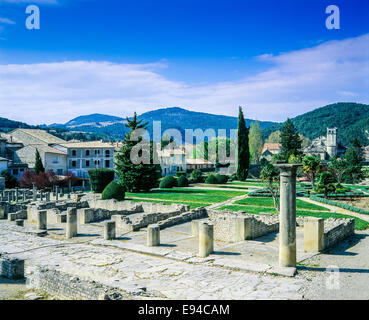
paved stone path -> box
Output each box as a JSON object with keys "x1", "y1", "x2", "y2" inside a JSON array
[{"x1": 0, "y1": 227, "x2": 304, "y2": 300}]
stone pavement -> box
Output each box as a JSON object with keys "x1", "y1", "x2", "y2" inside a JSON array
[{"x1": 0, "y1": 222, "x2": 304, "y2": 300}]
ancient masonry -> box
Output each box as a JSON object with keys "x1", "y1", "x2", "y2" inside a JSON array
[{"x1": 0, "y1": 175, "x2": 356, "y2": 299}]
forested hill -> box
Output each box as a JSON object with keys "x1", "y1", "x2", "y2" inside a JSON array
[{"x1": 263, "y1": 103, "x2": 369, "y2": 146}]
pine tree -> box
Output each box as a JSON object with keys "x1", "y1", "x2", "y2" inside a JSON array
[
  {"x1": 115, "y1": 112, "x2": 161, "y2": 192},
  {"x1": 280, "y1": 118, "x2": 302, "y2": 160},
  {"x1": 236, "y1": 107, "x2": 250, "y2": 181},
  {"x1": 34, "y1": 149, "x2": 45, "y2": 174}
]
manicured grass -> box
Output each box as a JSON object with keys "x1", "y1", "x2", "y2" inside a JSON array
[
  {"x1": 126, "y1": 188, "x2": 246, "y2": 206},
  {"x1": 196, "y1": 184, "x2": 250, "y2": 190},
  {"x1": 228, "y1": 181, "x2": 265, "y2": 187},
  {"x1": 217, "y1": 205, "x2": 369, "y2": 230},
  {"x1": 234, "y1": 197, "x2": 330, "y2": 211},
  {"x1": 126, "y1": 198, "x2": 210, "y2": 209}
]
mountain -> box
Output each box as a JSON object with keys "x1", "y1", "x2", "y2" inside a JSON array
[
  {"x1": 263, "y1": 103, "x2": 369, "y2": 146},
  {"x1": 0, "y1": 117, "x2": 32, "y2": 131},
  {"x1": 58, "y1": 107, "x2": 278, "y2": 141}
]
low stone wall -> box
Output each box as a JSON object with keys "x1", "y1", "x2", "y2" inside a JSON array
[
  {"x1": 29, "y1": 267, "x2": 125, "y2": 300},
  {"x1": 0, "y1": 202, "x2": 27, "y2": 218},
  {"x1": 323, "y1": 218, "x2": 355, "y2": 250},
  {"x1": 206, "y1": 210, "x2": 279, "y2": 242},
  {"x1": 0, "y1": 253, "x2": 24, "y2": 279},
  {"x1": 158, "y1": 207, "x2": 207, "y2": 229},
  {"x1": 8, "y1": 210, "x2": 27, "y2": 221}
]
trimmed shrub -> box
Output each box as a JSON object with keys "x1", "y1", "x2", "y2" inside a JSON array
[
  {"x1": 310, "y1": 195, "x2": 369, "y2": 215},
  {"x1": 88, "y1": 168, "x2": 115, "y2": 193},
  {"x1": 215, "y1": 174, "x2": 229, "y2": 184},
  {"x1": 190, "y1": 169, "x2": 204, "y2": 183},
  {"x1": 205, "y1": 174, "x2": 218, "y2": 184},
  {"x1": 176, "y1": 171, "x2": 187, "y2": 178},
  {"x1": 159, "y1": 175, "x2": 177, "y2": 188},
  {"x1": 177, "y1": 175, "x2": 189, "y2": 187},
  {"x1": 102, "y1": 181, "x2": 126, "y2": 201}
]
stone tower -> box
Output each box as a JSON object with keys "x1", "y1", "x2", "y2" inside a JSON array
[{"x1": 326, "y1": 128, "x2": 338, "y2": 158}]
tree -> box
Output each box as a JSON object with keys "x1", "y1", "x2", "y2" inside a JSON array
[
  {"x1": 34, "y1": 149, "x2": 45, "y2": 174},
  {"x1": 249, "y1": 121, "x2": 264, "y2": 164},
  {"x1": 265, "y1": 131, "x2": 281, "y2": 143},
  {"x1": 260, "y1": 163, "x2": 280, "y2": 212},
  {"x1": 236, "y1": 107, "x2": 250, "y2": 181},
  {"x1": 115, "y1": 112, "x2": 162, "y2": 192},
  {"x1": 329, "y1": 156, "x2": 348, "y2": 186},
  {"x1": 302, "y1": 155, "x2": 321, "y2": 189},
  {"x1": 342, "y1": 139, "x2": 364, "y2": 184},
  {"x1": 316, "y1": 171, "x2": 336, "y2": 197},
  {"x1": 280, "y1": 119, "x2": 302, "y2": 160},
  {"x1": 1, "y1": 170, "x2": 17, "y2": 188}
]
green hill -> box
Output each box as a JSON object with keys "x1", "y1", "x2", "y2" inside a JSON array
[{"x1": 263, "y1": 103, "x2": 369, "y2": 146}]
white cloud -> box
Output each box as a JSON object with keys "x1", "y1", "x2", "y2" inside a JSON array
[
  {"x1": 0, "y1": 34, "x2": 368, "y2": 125},
  {"x1": 0, "y1": 17, "x2": 15, "y2": 24}
]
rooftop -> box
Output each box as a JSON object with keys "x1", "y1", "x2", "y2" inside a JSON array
[
  {"x1": 10, "y1": 129, "x2": 66, "y2": 145},
  {"x1": 59, "y1": 141, "x2": 116, "y2": 149}
]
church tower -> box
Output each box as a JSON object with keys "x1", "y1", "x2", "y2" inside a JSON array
[{"x1": 326, "y1": 128, "x2": 338, "y2": 158}]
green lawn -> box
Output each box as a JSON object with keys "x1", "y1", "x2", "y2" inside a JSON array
[
  {"x1": 126, "y1": 198, "x2": 210, "y2": 209},
  {"x1": 196, "y1": 184, "x2": 250, "y2": 190},
  {"x1": 126, "y1": 188, "x2": 246, "y2": 208},
  {"x1": 228, "y1": 181, "x2": 265, "y2": 187},
  {"x1": 217, "y1": 204, "x2": 368, "y2": 230},
  {"x1": 234, "y1": 197, "x2": 329, "y2": 211}
]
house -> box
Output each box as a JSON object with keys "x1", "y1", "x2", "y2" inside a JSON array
[
  {"x1": 157, "y1": 146, "x2": 186, "y2": 176},
  {"x1": 14, "y1": 144, "x2": 68, "y2": 175},
  {"x1": 303, "y1": 128, "x2": 345, "y2": 160},
  {"x1": 53, "y1": 141, "x2": 116, "y2": 178},
  {"x1": 8, "y1": 129, "x2": 68, "y2": 175},
  {"x1": 186, "y1": 158, "x2": 214, "y2": 171},
  {"x1": 363, "y1": 146, "x2": 369, "y2": 161},
  {"x1": 0, "y1": 157, "x2": 9, "y2": 173},
  {"x1": 260, "y1": 143, "x2": 282, "y2": 161}
]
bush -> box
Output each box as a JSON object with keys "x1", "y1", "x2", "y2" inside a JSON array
[
  {"x1": 88, "y1": 169, "x2": 115, "y2": 193},
  {"x1": 205, "y1": 174, "x2": 218, "y2": 184},
  {"x1": 1, "y1": 170, "x2": 17, "y2": 189},
  {"x1": 177, "y1": 175, "x2": 189, "y2": 187},
  {"x1": 159, "y1": 175, "x2": 177, "y2": 188},
  {"x1": 190, "y1": 170, "x2": 204, "y2": 183},
  {"x1": 215, "y1": 174, "x2": 229, "y2": 184},
  {"x1": 310, "y1": 195, "x2": 369, "y2": 215},
  {"x1": 102, "y1": 181, "x2": 125, "y2": 201},
  {"x1": 176, "y1": 171, "x2": 187, "y2": 178}
]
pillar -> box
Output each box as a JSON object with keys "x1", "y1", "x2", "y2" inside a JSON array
[
  {"x1": 104, "y1": 221, "x2": 116, "y2": 240},
  {"x1": 37, "y1": 210, "x2": 47, "y2": 230},
  {"x1": 23, "y1": 191, "x2": 26, "y2": 202},
  {"x1": 66, "y1": 208, "x2": 77, "y2": 239},
  {"x1": 0, "y1": 205, "x2": 4, "y2": 219},
  {"x1": 55, "y1": 186, "x2": 59, "y2": 201},
  {"x1": 15, "y1": 188, "x2": 19, "y2": 203},
  {"x1": 304, "y1": 217, "x2": 324, "y2": 252},
  {"x1": 45, "y1": 192, "x2": 50, "y2": 202},
  {"x1": 199, "y1": 222, "x2": 214, "y2": 258},
  {"x1": 234, "y1": 216, "x2": 253, "y2": 242},
  {"x1": 191, "y1": 220, "x2": 199, "y2": 236},
  {"x1": 32, "y1": 183, "x2": 37, "y2": 201},
  {"x1": 147, "y1": 224, "x2": 160, "y2": 247},
  {"x1": 276, "y1": 163, "x2": 301, "y2": 268}
]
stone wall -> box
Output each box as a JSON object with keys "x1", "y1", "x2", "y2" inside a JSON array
[
  {"x1": 323, "y1": 218, "x2": 355, "y2": 250},
  {"x1": 29, "y1": 267, "x2": 125, "y2": 300},
  {"x1": 206, "y1": 209, "x2": 279, "y2": 242},
  {"x1": 0, "y1": 254, "x2": 24, "y2": 279}
]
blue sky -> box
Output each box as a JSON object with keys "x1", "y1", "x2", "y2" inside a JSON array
[{"x1": 0, "y1": 0, "x2": 368, "y2": 124}]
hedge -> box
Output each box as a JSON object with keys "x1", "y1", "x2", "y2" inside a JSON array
[
  {"x1": 176, "y1": 171, "x2": 187, "y2": 178},
  {"x1": 88, "y1": 169, "x2": 115, "y2": 193},
  {"x1": 159, "y1": 175, "x2": 177, "y2": 188},
  {"x1": 102, "y1": 181, "x2": 125, "y2": 201},
  {"x1": 205, "y1": 174, "x2": 218, "y2": 184},
  {"x1": 215, "y1": 174, "x2": 229, "y2": 184},
  {"x1": 177, "y1": 175, "x2": 189, "y2": 187},
  {"x1": 310, "y1": 195, "x2": 369, "y2": 215}
]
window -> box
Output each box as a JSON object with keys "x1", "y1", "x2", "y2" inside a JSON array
[
  {"x1": 94, "y1": 149, "x2": 100, "y2": 155},
  {"x1": 85, "y1": 150, "x2": 90, "y2": 156},
  {"x1": 52, "y1": 156, "x2": 59, "y2": 164},
  {"x1": 105, "y1": 150, "x2": 110, "y2": 157},
  {"x1": 13, "y1": 169, "x2": 19, "y2": 175},
  {"x1": 72, "y1": 150, "x2": 76, "y2": 156},
  {"x1": 105, "y1": 160, "x2": 110, "y2": 168},
  {"x1": 57, "y1": 169, "x2": 63, "y2": 175},
  {"x1": 72, "y1": 161, "x2": 76, "y2": 168},
  {"x1": 86, "y1": 160, "x2": 90, "y2": 167}
]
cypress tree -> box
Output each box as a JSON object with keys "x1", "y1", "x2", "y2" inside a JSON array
[
  {"x1": 115, "y1": 112, "x2": 162, "y2": 192},
  {"x1": 280, "y1": 118, "x2": 302, "y2": 160},
  {"x1": 236, "y1": 106, "x2": 250, "y2": 181},
  {"x1": 34, "y1": 149, "x2": 45, "y2": 174}
]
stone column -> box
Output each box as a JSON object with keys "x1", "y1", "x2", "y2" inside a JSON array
[
  {"x1": 304, "y1": 217, "x2": 324, "y2": 252},
  {"x1": 32, "y1": 183, "x2": 37, "y2": 201},
  {"x1": 15, "y1": 188, "x2": 19, "y2": 203},
  {"x1": 199, "y1": 222, "x2": 214, "y2": 258},
  {"x1": 0, "y1": 205, "x2": 4, "y2": 219},
  {"x1": 104, "y1": 221, "x2": 116, "y2": 240},
  {"x1": 45, "y1": 192, "x2": 50, "y2": 202},
  {"x1": 66, "y1": 208, "x2": 78, "y2": 239},
  {"x1": 191, "y1": 220, "x2": 199, "y2": 236},
  {"x1": 37, "y1": 210, "x2": 47, "y2": 230},
  {"x1": 276, "y1": 163, "x2": 301, "y2": 268},
  {"x1": 234, "y1": 216, "x2": 253, "y2": 242},
  {"x1": 23, "y1": 191, "x2": 26, "y2": 202},
  {"x1": 147, "y1": 224, "x2": 160, "y2": 247},
  {"x1": 55, "y1": 186, "x2": 59, "y2": 202}
]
